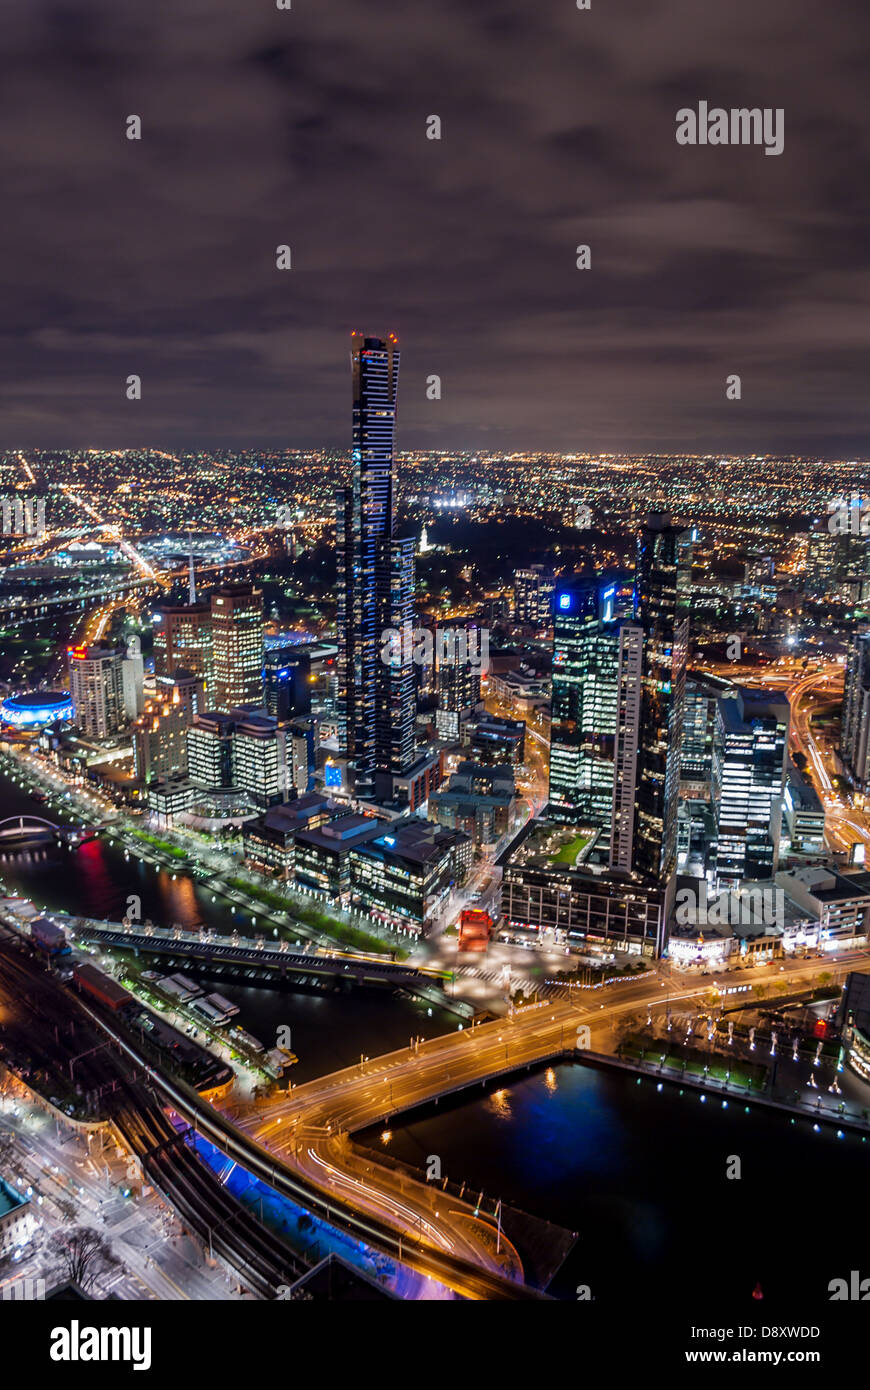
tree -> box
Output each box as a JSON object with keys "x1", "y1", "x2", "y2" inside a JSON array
[
  {"x1": 47, "y1": 1226, "x2": 121, "y2": 1293},
  {"x1": 614, "y1": 1012, "x2": 642, "y2": 1044},
  {"x1": 54, "y1": 1196, "x2": 77, "y2": 1225},
  {"x1": 0, "y1": 1130, "x2": 14, "y2": 1168}
]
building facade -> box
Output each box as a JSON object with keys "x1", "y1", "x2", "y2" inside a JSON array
[
  {"x1": 610, "y1": 516, "x2": 691, "y2": 883},
  {"x1": 548, "y1": 578, "x2": 620, "y2": 825},
  {"x1": 712, "y1": 690, "x2": 789, "y2": 886},
  {"x1": 133, "y1": 676, "x2": 203, "y2": 785},
  {"x1": 513, "y1": 564, "x2": 555, "y2": 627},
  {"x1": 350, "y1": 821, "x2": 469, "y2": 933},
  {"x1": 209, "y1": 584, "x2": 264, "y2": 711},
  {"x1": 68, "y1": 644, "x2": 125, "y2": 739},
  {"x1": 335, "y1": 334, "x2": 416, "y2": 801},
  {"x1": 842, "y1": 629, "x2": 870, "y2": 790},
  {"x1": 152, "y1": 601, "x2": 212, "y2": 683},
  {"x1": 264, "y1": 644, "x2": 312, "y2": 720}
]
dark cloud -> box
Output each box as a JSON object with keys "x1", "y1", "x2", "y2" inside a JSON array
[{"x1": 0, "y1": 0, "x2": 868, "y2": 453}]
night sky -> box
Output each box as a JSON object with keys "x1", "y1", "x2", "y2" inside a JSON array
[{"x1": 1, "y1": 0, "x2": 869, "y2": 454}]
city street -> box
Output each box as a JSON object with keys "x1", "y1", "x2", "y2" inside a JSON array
[{"x1": 0, "y1": 1092, "x2": 239, "y2": 1301}]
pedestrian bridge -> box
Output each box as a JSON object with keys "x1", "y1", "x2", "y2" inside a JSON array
[
  {"x1": 0, "y1": 814, "x2": 62, "y2": 838},
  {"x1": 58, "y1": 914, "x2": 449, "y2": 993},
  {"x1": 0, "y1": 815, "x2": 100, "y2": 844}
]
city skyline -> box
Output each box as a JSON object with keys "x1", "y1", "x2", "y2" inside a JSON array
[{"x1": 0, "y1": 0, "x2": 868, "y2": 1343}]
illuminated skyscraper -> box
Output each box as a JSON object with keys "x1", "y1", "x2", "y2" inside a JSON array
[
  {"x1": 712, "y1": 689, "x2": 788, "y2": 886},
  {"x1": 153, "y1": 601, "x2": 211, "y2": 683},
  {"x1": 68, "y1": 644, "x2": 125, "y2": 739},
  {"x1": 842, "y1": 629, "x2": 870, "y2": 789},
  {"x1": 209, "y1": 583, "x2": 264, "y2": 711},
  {"x1": 610, "y1": 515, "x2": 692, "y2": 882},
  {"x1": 435, "y1": 623, "x2": 483, "y2": 741},
  {"x1": 548, "y1": 578, "x2": 621, "y2": 824},
  {"x1": 336, "y1": 334, "x2": 415, "y2": 800},
  {"x1": 513, "y1": 565, "x2": 555, "y2": 627}
]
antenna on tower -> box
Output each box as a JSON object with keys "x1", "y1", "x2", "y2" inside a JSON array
[{"x1": 187, "y1": 532, "x2": 197, "y2": 605}]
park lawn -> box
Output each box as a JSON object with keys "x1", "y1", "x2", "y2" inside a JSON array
[{"x1": 550, "y1": 833, "x2": 590, "y2": 864}]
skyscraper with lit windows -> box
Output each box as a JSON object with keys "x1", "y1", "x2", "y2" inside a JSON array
[
  {"x1": 548, "y1": 578, "x2": 621, "y2": 824},
  {"x1": 336, "y1": 334, "x2": 415, "y2": 801},
  {"x1": 209, "y1": 583, "x2": 264, "y2": 711},
  {"x1": 610, "y1": 515, "x2": 692, "y2": 882}
]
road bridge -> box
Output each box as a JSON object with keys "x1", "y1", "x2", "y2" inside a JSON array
[{"x1": 73, "y1": 995, "x2": 548, "y2": 1300}]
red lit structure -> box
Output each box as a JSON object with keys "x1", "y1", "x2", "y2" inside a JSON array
[{"x1": 459, "y1": 908, "x2": 493, "y2": 953}]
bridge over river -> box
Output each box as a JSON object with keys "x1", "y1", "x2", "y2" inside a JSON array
[
  {"x1": 57, "y1": 913, "x2": 454, "y2": 999},
  {"x1": 0, "y1": 814, "x2": 97, "y2": 847}
]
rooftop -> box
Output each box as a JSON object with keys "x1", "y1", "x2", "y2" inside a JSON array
[
  {"x1": 778, "y1": 866, "x2": 870, "y2": 903},
  {"x1": 296, "y1": 813, "x2": 384, "y2": 853},
  {"x1": 0, "y1": 1175, "x2": 28, "y2": 1219},
  {"x1": 362, "y1": 820, "x2": 459, "y2": 865}
]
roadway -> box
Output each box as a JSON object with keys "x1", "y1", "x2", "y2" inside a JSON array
[
  {"x1": 4, "y1": 896, "x2": 869, "y2": 1299},
  {"x1": 0, "y1": 925, "x2": 541, "y2": 1298},
  {"x1": 0, "y1": 1093, "x2": 237, "y2": 1302},
  {"x1": 229, "y1": 946, "x2": 870, "y2": 1293},
  {"x1": 785, "y1": 664, "x2": 864, "y2": 855}
]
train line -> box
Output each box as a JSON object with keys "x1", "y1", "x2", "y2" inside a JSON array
[
  {"x1": 0, "y1": 930, "x2": 307, "y2": 1299},
  {"x1": 0, "y1": 928, "x2": 545, "y2": 1298}
]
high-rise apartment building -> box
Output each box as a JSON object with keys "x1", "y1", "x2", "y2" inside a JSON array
[
  {"x1": 209, "y1": 583, "x2": 264, "y2": 711},
  {"x1": 712, "y1": 689, "x2": 789, "y2": 885},
  {"x1": 335, "y1": 333, "x2": 416, "y2": 801},
  {"x1": 681, "y1": 674, "x2": 735, "y2": 793},
  {"x1": 610, "y1": 515, "x2": 691, "y2": 882},
  {"x1": 132, "y1": 671, "x2": 204, "y2": 787},
  {"x1": 68, "y1": 644, "x2": 125, "y2": 739},
  {"x1": 548, "y1": 578, "x2": 620, "y2": 824},
  {"x1": 842, "y1": 629, "x2": 870, "y2": 789},
  {"x1": 152, "y1": 602, "x2": 212, "y2": 682},
  {"x1": 434, "y1": 623, "x2": 483, "y2": 741},
  {"x1": 513, "y1": 565, "x2": 555, "y2": 627}
]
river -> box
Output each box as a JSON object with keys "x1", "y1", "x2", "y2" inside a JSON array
[{"x1": 2, "y1": 766, "x2": 867, "y2": 1303}]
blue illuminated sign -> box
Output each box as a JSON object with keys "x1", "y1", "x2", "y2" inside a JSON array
[{"x1": 1, "y1": 693, "x2": 74, "y2": 728}]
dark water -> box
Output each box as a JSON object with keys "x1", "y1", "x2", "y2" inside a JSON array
[
  {"x1": 4, "y1": 769, "x2": 869, "y2": 1304},
  {"x1": 0, "y1": 769, "x2": 459, "y2": 1080},
  {"x1": 360, "y1": 1061, "x2": 870, "y2": 1303}
]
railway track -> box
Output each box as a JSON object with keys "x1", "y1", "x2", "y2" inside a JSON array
[
  {"x1": 0, "y1": 931, "x2": 307, "y2": 1299},
  {"x1": 0, "y1": 928, "x2": 547, "y2": 1298}
]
